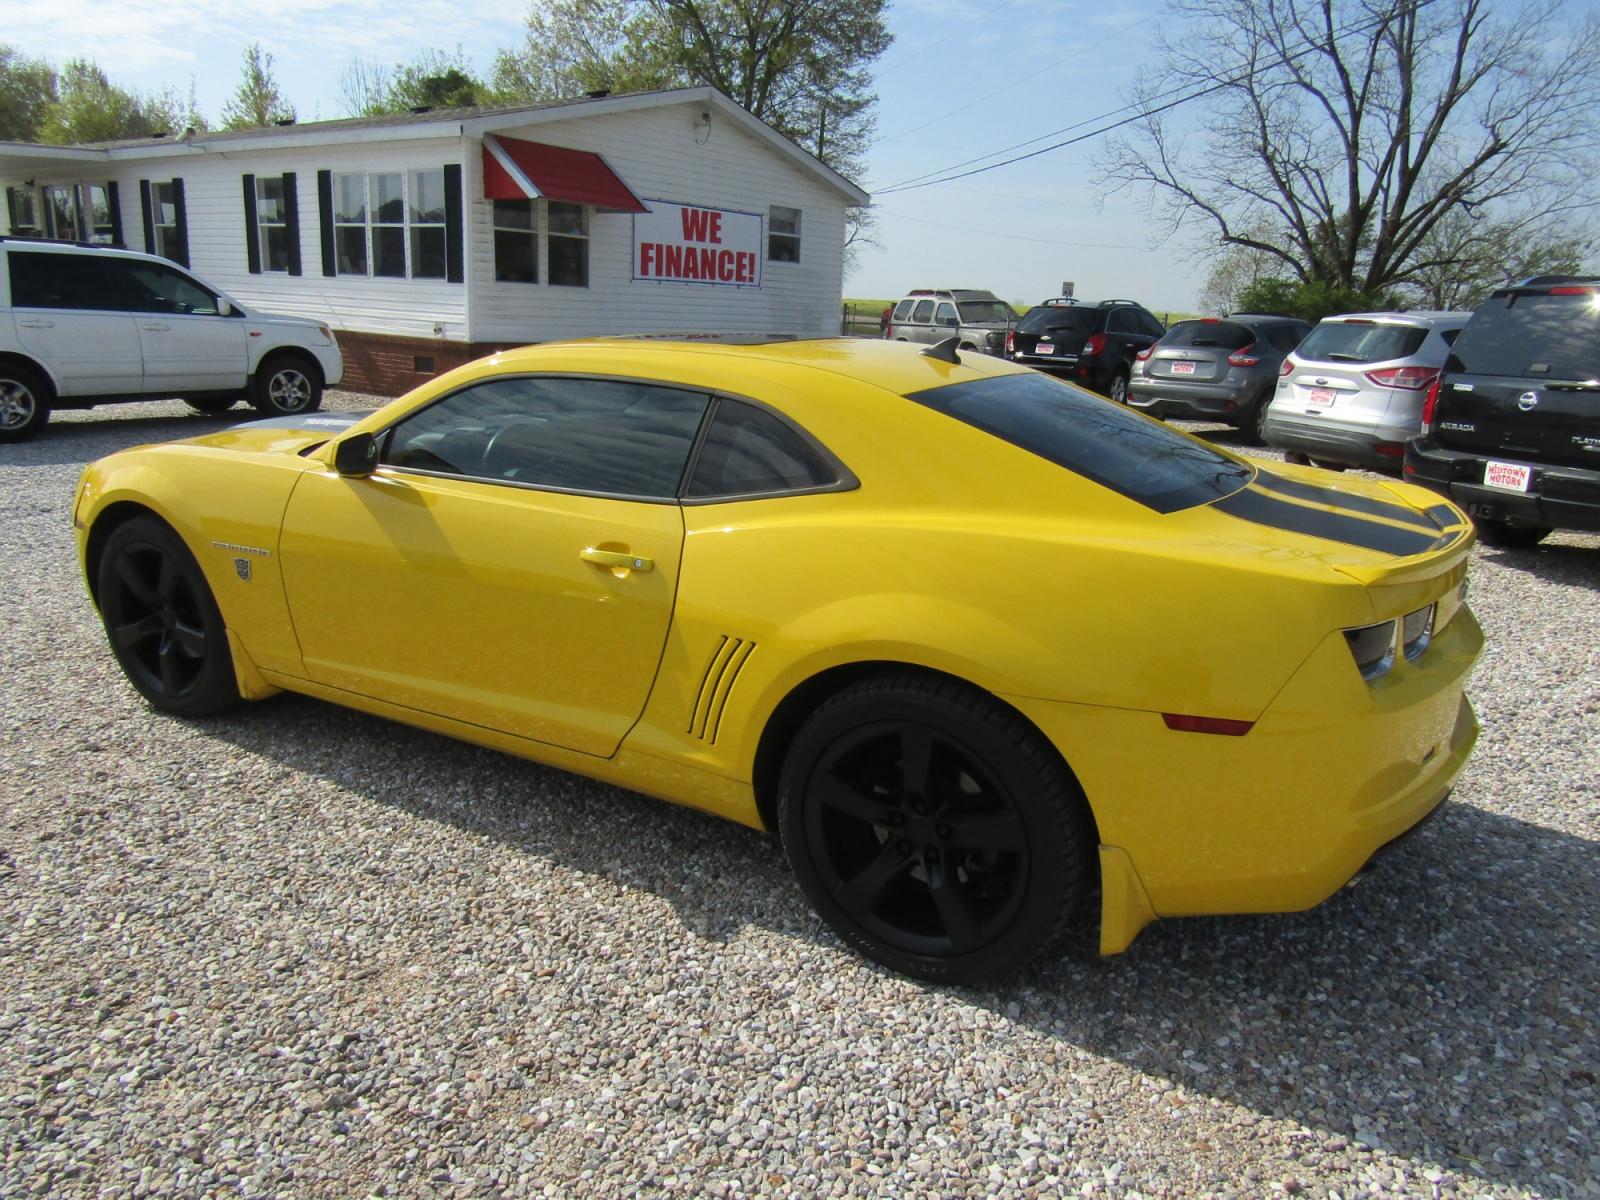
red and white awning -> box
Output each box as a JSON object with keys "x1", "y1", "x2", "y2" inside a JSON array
[{"x1": 482, "y1": 133, "x2": 647, "y2": 213}]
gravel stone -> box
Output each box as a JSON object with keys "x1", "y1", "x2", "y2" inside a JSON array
[{"x1": 1, "y1": 398, "x2": 1596, "y2": 1198}]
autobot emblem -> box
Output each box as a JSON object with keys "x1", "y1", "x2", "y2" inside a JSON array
[
  {"x1": 1518, "y1": 391, "x2": 1539, "y2": 411},
  {"x1": 234, "y1": 557, "x2": 252, "y2": 582}
]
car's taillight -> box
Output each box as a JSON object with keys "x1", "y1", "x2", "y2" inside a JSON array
[
  {"x1": 1135, "y1": 344, "x2": 1154, "y2": 361},
  {"x1": 1549, "y1": 285, "x2": 1598, "y2": 295},
  {"x1": 1420, "y1": 376, "x2": 1442, "y2": 434},
  {"x1": 1005, "y1": 330, "x2": 1015, "y2": 354},
  {"x1": 1084, "y1": 333, "x2": 1107, "y2": 357},
  {"x1": 1365, "y1": 366, "x2": 1439, "y2": 390},
  {"x1": 1345, "y1": 620, "x2": 1397, "y2": 681},
  {"x1": 1280, "y1": 357, "x2": 1296, "y2": 377},
  {"x1": 1227, "y1": 343, "x2": 1259, "y2": 367}
]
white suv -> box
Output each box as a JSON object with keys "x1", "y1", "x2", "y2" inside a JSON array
[{"x1": 0, "y1": 238, "x2": 343, "y2": 442}]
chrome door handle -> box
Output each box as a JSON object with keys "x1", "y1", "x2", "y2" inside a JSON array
[
  {"x1": 18, "y1": 319, "x2": 53, "y2": 329},
  {"x1": 580, "y1": 547, "x2": 654, "y2": 572}
]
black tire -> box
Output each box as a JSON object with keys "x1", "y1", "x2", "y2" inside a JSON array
[
  {"x1": 249, "y1": 354, "x2": 322, "y2": 416},
  {"x1": 186, "y1": 397, "x2": 239, "y2": 415},
  {"x1": 1474, "y1": 517, "x2": 1551, "y2": 549},
  {"x1": 0, "y1": 362, "x2": 52, "y2": 443},
  {"x1": 778, "y1": 672, "x2": 1092, "y2": 983},
  {"x1": 1108, "y1": 371, "x2": 1130, "y2": 405},
  {"x1": 96, "y1": 517, "x2": 240, "y2": 717},
  {"x1": 1245, "y1": 391, "x2": 1273, "y2": 445}
]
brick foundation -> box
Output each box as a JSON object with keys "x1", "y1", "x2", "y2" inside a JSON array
[{"x1": 335, "y1": 331, "x2": 525, "y2": 397}]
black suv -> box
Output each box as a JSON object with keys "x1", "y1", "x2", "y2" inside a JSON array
[
  {"x1": 1006, "y1": 298, "x2": 1165, "y2": 402},
  {"x1": 1405, "y1": 276, "x2": 1600, "y2": 547}
]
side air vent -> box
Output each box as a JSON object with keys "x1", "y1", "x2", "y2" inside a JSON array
[{"x1": 690, "y1": 636, "x2": 756, "y2": 744}]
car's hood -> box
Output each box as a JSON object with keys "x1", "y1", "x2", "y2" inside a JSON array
[{"x1": 172, "y1": 410, "x2": 378, "y2": 458}]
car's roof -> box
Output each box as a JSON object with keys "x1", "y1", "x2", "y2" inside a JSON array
[
  {"x1": 0, "y1": 236, "x2": 175, "y2": 269},
  {"x1": 1319, "y1": 310, "x2": 1470, "y2": 327}
]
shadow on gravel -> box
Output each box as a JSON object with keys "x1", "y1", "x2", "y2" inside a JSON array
[
  {"x1": 200, "y1": 692, "x2": 1598, "y2": 1199},
  {"x1": 1478, "y1": 538, "x2": 1600, "y2": 588}
]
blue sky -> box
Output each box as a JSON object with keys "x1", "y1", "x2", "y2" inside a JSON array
[{"x1": 12, "y1": 0, "x2": 1198, "y2": 310}]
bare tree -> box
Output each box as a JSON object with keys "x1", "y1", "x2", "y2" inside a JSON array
[
  {"x1": 338, "y1": 58, "x2": 392, "y2": 118},
  {"x1": 1099, "y1": 0, "x2": 1600, "y2": 295}
]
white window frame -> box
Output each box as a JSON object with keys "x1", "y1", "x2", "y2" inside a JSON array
[
  {"x1": 332, "y1": 172, "x2": 370, "y2": 276},
  {"x1": 492, "y1": 199, "x2": 538, "y2": 284},
  {"x1": 768, "y1": 205, "x2": 801, "y2": 263},
  {"x1": 491, "y1": 199, "x2": 590, "y2": 289},
  {"x1": 255, "y1": 176, "x2": 290, "y2": 272},
  {"x1": 152, "y1": 181, "x2": 181, "y2": 261},
  {"x1": 331, "y1": 168, "x2": 447, "y2": 280}
]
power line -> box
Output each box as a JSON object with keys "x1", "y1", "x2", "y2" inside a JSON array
[{"x1": 873, "y1": 0, "x2": 1440, "y2": 196}]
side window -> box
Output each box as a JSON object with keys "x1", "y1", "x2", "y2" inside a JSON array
[
  {"x1": 768, "y1": 205, "x2": 801, "y2": 262},
  {"x1": 8, "y1": 252, "x2": 108, "y2": 310},
  {"x1": 5, "y1": 187, "x2": 42, "y2": 237},
  {"x1": 911, "y1": 300, "x2": 934, "y2": 323},
  {"x1": 935, "y1": 302, "x2": 958, "y2": 326},
  {"x1": 372, "y1": 173, "x2": 406, "y2": 277},
  {"x1": 382, "y1": 377, "x2": 710, "y2": 499},
  {"x1": 1106, "y1": 308, "x2": 1131, "y2": 334},
  {"x1": 493, "y1": 199, "x2": 537, "y2": 283},
  {"x1": 686, "y1": 400, "x2": 839, "y2": 499},
  {"x1": 547, "y1": 201, "x2": 589, "y2": 287},
  {"x1": 1266, "y1": 325, "x2": 1303, "y2": 353},
  {"x1": 333, "y1": 173, "x2": 370, "y2": 275},
  {"x1": 409, "y1": 168, "x2": 448, "y2": 279},
  {"x1": 122, "y1": 261, "x2": 220, "y2": 316},
  {"x1": 891, "y1": 299, "x2": 915, "y2": 322},
  {"x1": 1142, "y1": 312, "x2": 1166, "y2": 338}
]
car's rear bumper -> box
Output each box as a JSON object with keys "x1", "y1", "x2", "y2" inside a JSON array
[
  {"x1": 1009, "y1": 604, "x2": 1482, "y2": 952},
  {"x1": 1127, "y1": 379, "x2": 1254, "y2": 420},
  {"x1": 1404, "y1": 440, "x2": 1600, "y2": 532},
  {"x1": 1263, "y1": 413, "x2": 1408, "y2": 470}
]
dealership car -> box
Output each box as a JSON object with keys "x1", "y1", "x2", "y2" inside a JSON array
[
  {"x1": 1262, "y1": 311, "x2": 1468, "y2": 471},
  {"x1": 887, "y1": 288, "x2": 1016, "y2": 355},
  {"x1": 0, "y1": 236, "x2": 343, "y2": 442},
  {"x1": 1406, "y1": 276, "x2": 1600, "y2": 547},
  {"x1": 76, "y1": 337, "x2": 1481, "y2": 981},
  {"x1": 1006, "y1": 298, "x2": 1165, "y2": 401},
  {"x1": 1128, "y1": 314, "x2": 1311, "y2": 441}
]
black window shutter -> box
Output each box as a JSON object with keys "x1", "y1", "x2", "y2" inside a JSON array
[
  {"x1": 242, "y1": 174, "x2": 261, "y2": 274},
  {"x1": 171, "y1": 179, "x2": 189, "y2": 268},
  {"x1": 139, "y1": 180, "x2": 156, "y2": 253},
  {"x1": 444, "y1": 162, "x2": 464, "y2": 284},
  {"x1": 6, "y1": 187, "x2": 20, "y2": 232},
  {"x1": 107, "y1": 181, "x2": 123, "y2": 247},
  {"x1": 282, "y1": 172, "x2": 301, "y2": 276},
  {"x1": 317, "y1": 170, "x2": 336, "y2": 276}
]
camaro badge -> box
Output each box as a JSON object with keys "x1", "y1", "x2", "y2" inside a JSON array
[{"x1": 234, "y1": 557, "x2": 252, "y2": 582}]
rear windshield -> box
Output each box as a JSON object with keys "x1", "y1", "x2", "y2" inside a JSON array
[
  {"x1": 1160, "y1": 320, "x2": 1253, "y2": 351},
  {"x1": 956, "y1": 300, "x2": 1014, "y2": 324},
  {"x1": 1448, "y1": 290, "x2": 1600, "y2": 380},
  {"x1": 1296, "y1": 321, "x2": 1427, "y2": 364},
  {"x1": 907, "y1": 372, "x2": 1252, "y2": 513},
  {"x1": 1018, "y1": 305, "x2": 1097, "y2": 336}
]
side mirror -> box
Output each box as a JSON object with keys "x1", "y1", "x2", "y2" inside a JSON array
[
  {"x1": 216, "y1": 296, "x2": 233, "y2": 317},
  {"x1": 334, "y1": 432, "x2": 378, "y2": 477}
]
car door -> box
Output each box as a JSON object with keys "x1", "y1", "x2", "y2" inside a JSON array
[
  {"x1": 277, "y1": 375, "x2": 708, "y2": 757},
  {"x1": 6, "y1": 249, "x2": 144, "y2": 396},
  {"x1": 117, "y1": 259, "x2": 247, "y2": 394},
  {"x1": 907, "y1": 299, "x2": 936, "y2": 344}
]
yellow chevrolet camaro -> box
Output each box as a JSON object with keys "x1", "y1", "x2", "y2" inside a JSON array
[{"x1": 75, "y1": 337, "x2": 1482, "y2": 981}]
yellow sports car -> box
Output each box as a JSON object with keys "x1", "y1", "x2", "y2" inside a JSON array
[{"x1": 75, "y1": 337, "x2": 1482, "y2": 981}]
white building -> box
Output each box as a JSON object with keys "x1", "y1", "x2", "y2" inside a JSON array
[{"x1": 0, "y1": 87, "x2": 870, "y2": 394}]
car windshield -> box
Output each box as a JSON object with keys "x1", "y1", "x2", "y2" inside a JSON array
[
  {"x1": 1449, "y1": 290, "x2": 1600, "y2": 380},
  {"x1": 1161, "y1": 320, "x2": 1253, "y2": 350},
  {"x1": 1296, "y1": 321, "x2": 1427, "y2": 364},
  {"x1": 907, "y1": 371, "x2": 1253, "y2": 513},
  {"x1": 956, "y1": 301, "x2": 1014, "y2": 324},
  {"x1": 1018, "y1": 306, "x2": 1097, "y2": 335}
]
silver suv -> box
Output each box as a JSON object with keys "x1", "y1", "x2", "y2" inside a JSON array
[
  {"x1": 1262, "y1": 311, "x2": 1469, "y2": 471},
  {"x1": 0, "y1": 237, "x2": 343, "y2": 442},
  {"x1": 887, "y1": 289, "x2": 1016, "y2": 355}
]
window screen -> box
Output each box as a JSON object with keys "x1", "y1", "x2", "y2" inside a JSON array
[
  {"x1": 686, "y1": 401, "x2": 838, "y2": 498},
  {"x1": 383, "y1": 377, "x2": 710, "y2": 499}
]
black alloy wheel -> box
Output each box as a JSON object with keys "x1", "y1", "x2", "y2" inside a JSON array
[
  {"x1": 779, "y1": 674, "x2": 1091, "y2": 982},
  {"x1": 97, "y1": 517, "x2": 240, "y2": 717}
]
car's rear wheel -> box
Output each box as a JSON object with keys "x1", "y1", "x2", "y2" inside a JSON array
[
  {"x1": 778, "y1": 673, "x2": 1091, "y2": 982},
  {"x1": 0, "y1": 363, "x2": 51, "y2": 443},
  {"x1": 97, "y1": 517, "x2": 239, "y2": 717},
  {"x1": 1245, "y1": 390, "x2": 1273, "y2": 445},
  {"x1": 1109, "y1": 371, "x2": 1130, "y2": 404},
  {"x1": 249, "y1": 354, "x2": 322, "y2": 416},
  {"x1": 1474, "y1": 517, "x2": 1551, "y2": 549},
  {"x1": 186, "y1": 397, "x2": 239, "y2": 415}
]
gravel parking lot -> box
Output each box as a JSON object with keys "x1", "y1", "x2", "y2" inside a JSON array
[{"x1": 3, "y1": 392, "x2": 1597, "y2": 1200}]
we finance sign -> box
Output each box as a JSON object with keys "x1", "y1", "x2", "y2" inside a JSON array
[{"x1": 633, "y1": 200, "x2": 763, "y2": 289}]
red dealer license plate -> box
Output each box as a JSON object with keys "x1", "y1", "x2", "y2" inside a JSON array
[
  {"x1": 1308, "y1": 387, "x2": 1336, "y2": 409},
  {"x1": 1035, "y1": 341, "x2": 1055, "y2": 355},
  {"x1": 1484, "y1": 461, "x2": 1532, "y2": 492},
  {"x1": 1171, "y1": 361, "x2": 1196, "y2": 375}
]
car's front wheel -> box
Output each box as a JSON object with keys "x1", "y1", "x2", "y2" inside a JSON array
[
  {"x1": 1474, "y1": 517, "x2": 1551, "y2": 549},
  {"x1": 96, "y1": 516, "x2": 240, "y2": 717},
  {"x1": 250, "y1": 354, "x2": 323, "y2": 416},
  {"x1": 0, "y1": 363, "x2": 51, "y2": 443},
  {"x1": 778, "y1": 672, "x2": 1092, "y2": 982}
]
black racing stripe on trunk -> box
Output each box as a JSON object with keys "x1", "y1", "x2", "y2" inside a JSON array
[
  {"x1": 1425, "y1": 504, "x2": 1461, "y2": 527},
  {"x1": 1252, "y1": 469, "x2": 1441, "y2": 531},
  {"x1": 1214, "y1": 488, "x2": 1446, "y2": 556}
]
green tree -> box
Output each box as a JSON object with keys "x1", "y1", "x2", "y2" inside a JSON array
[
  {"x1": 1235, "y1": 277, "x2": 1399, "y2": 323},
  {"x1": 341, "y1": 50, "x2": 487, "y2": 117},
  {"x1": 1101, "y1": 0, "x2": 1600, "y2": 297},
  {"x1": 38, "y1": 60, "x2": 163, "y2": 142},
  {"x1": 0, "y1": 44, "x2": 58, "y2": 142},
  {"x1": 220, "y1": 42, "x2": 295, "y2": 130},
  {"x1": 1406, "y1": 212, "x2": 1595, "y2": 310},
  {"x1": 490, "y1": 0, "x2": 673, "y2": 102}
]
